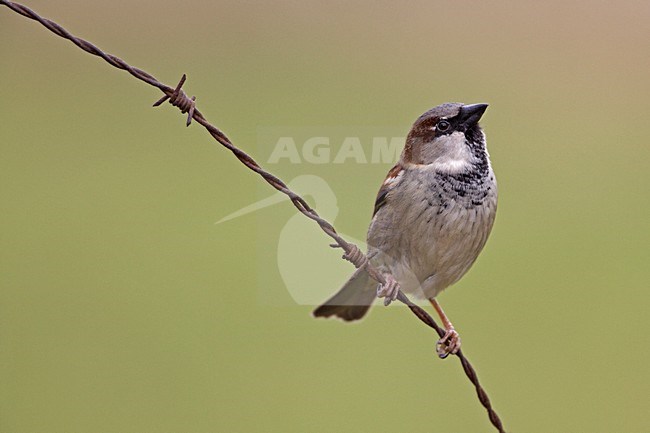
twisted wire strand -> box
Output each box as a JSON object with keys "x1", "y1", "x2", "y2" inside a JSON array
[{"x1": 0, "y1": 2, "x2": 506, "y2": 432}]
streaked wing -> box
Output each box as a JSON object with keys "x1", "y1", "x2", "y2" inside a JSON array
[{"x1": 373, "y1": 163, "x2": 404, "y2": 216}]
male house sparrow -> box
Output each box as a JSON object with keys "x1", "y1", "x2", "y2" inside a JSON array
[{"x1": 313, "y1": 103, "x2": 497, "y2": 357}]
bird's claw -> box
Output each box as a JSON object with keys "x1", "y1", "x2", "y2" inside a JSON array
[
  {"x1": 376, "y1": 274, "x2": 400, "y2": 306},
  {"x1": 436, "y1": 327, "x2": 461, "y2": 359}
]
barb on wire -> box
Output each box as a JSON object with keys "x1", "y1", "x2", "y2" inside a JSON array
[
  {"x1": 0, "y1": 2, "x2": 506, "y2": 432},
  {"x1": 152, "y1": 74, "x2": 196, "y2": 126}
]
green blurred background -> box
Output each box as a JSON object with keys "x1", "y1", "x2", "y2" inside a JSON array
[{"x1": 1, "y1": 1, "x2": 649, "y2": 432}]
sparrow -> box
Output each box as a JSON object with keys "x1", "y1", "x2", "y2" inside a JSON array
[{"x1": 313, "y1": 103, "x2": 497, "y2": 358}]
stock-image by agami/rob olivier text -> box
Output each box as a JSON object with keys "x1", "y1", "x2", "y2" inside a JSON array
[{"x1": 1, "y1": 1, "x2": 649, "y2": 432}]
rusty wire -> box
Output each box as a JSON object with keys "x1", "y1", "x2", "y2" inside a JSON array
[{"x1": 0, "y1": 2, "x2": 507, "y2": 432}]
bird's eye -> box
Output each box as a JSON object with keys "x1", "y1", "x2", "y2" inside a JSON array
[{"x1": 436, "y1": 120, "x2": 451, "y2": 132}]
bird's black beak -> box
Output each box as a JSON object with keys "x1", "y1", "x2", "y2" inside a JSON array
[{"x1": 458, "y1": 103, "x2": 489, "y2": 127}]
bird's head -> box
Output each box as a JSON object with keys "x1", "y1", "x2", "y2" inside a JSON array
[{"x1": 402, "y1": 103, "x2": 489, "y2": 173}]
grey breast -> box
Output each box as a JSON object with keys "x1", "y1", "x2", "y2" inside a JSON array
[{"x1": 367, "y1": 166, "x2": 497, "y2": 297}]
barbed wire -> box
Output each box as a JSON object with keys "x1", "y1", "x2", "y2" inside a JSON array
[{"x1": 0, "y1": 2, "x2": 506, "y2": 432}]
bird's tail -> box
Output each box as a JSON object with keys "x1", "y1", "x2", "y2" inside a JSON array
[{"x1": 313, "y1": 268, "x2": 377, "y2": 321}]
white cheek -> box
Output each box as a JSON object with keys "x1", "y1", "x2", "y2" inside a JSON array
[
  {"x1": 430, "y1": 132, "x2": 473, "y2": 173},
  {"x1": 436, "y1": 132, "x2": 467, "y2": 155}
]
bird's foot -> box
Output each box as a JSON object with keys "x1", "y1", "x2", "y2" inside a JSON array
[
  {"x1": 436, "y1": 327, "x2": 461, "y2": 359},
  {"x1": 376, "y1": 274, "x2": 400, "y2": 306}
]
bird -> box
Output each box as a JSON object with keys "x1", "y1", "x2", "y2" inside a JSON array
[{"x1": 313, "y1": 103, "x2": 498, "y2": 358}]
